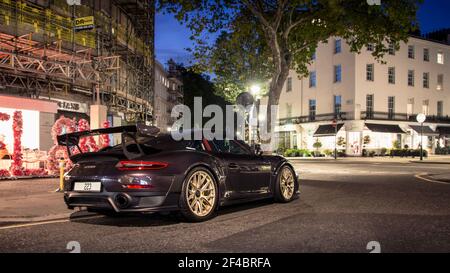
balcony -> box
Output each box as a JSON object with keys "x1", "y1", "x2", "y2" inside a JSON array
[
  {"x1": 278, "y1": 112, "x2": 347, "y2": 126},
  {"x1": 361, "y1": 111, "x2": 450, "y2": 124}
]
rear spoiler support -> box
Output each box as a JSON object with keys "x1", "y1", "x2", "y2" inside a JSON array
[{"x1": 57, "y1": 124, "x2": 160, "y2": 158}]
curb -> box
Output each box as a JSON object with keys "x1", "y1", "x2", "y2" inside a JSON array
[{"x1": 410, "y1": 161, "x2": 450, "y2": 164}]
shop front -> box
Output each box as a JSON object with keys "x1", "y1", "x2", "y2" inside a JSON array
[{"x1": 0, "y1": 95, "x2": 58, "y2": 173}]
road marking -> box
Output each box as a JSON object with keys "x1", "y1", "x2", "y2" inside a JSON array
[
  {"x1": 0, "y1": 215, "x2": 104, "y2": 231},
  {"x1": 414, "y1": 173, "x2": 450, "y2": 185}
]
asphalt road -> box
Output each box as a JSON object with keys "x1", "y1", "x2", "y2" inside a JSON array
[{"x1": 0, "y1": 160, "x2": 449, "y2": 253}]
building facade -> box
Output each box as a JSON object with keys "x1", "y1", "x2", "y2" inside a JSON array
[
  {"x1": 153, "y1": 60, "x2": 183, "y2": 132},
  {"x1": 260, "y1": 36, "x2": 450, "y2": 156},
  {"x1": 0, "y1": 0, "x2": 154, "y2": 152}
]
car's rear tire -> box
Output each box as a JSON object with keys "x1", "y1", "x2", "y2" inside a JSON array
[
  {"x1": 179, "y1": 167, "x2": 218, "y2": 222},
  {"x1": 274, "y1": 165, "x2": 297, "y2": 203}
]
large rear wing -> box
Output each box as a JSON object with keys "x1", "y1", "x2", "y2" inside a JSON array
[{"x1": 57, "y1": 124, "x2": 160, "y2": 159}]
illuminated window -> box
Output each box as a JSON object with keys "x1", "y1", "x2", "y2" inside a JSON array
[
  {"x1": 437, "y1": 52, "x2": 444, "y2": 64},
  {"x1": 437, "y1": 74, "x2": 444, "y2": 90}
]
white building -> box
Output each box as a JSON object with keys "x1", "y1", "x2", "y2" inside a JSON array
[
  {"x1": 259, "y1": 36, "x2": 450, "y2": 156},
  {"x1": 154, "y1": 60, "x2": 183, "y2": 132}
]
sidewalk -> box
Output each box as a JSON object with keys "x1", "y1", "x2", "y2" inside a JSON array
[
  {"x1": 0, "y1": 178, "x2": 79, "y2": 224},
  {"x1": 286, "y1": 155, "x2": 450, "y2": 164}
]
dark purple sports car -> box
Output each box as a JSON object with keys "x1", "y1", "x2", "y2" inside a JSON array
[{"x1": 58, "y1": 124, "x2": 299, "y2": 222}]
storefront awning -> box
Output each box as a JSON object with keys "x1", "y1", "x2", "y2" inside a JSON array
[
  {"x1": 365, "y1": 123, "x2": 405, "y2": 134},
  {"x1": 313, "y1": 123, "x2": 344, "y2": 137},
  {"x1": 409, "y1": 125, "x2": 439, "y2": 136},
  {"x1": 437, "y1": 126, "x2": 450, "y2": 136}
]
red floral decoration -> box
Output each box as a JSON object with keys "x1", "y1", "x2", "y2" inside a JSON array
[
  {"x1": 0, "y1": 169, "x2": 10, "y2": 177},
  {"x1": 0, "y1": 112, "x2": 10, "y2": 121},
  {"x1": 10, "y1": 111, "x2": 24, "y2": 176},
  {"x1": 46, "y1": 116, "x2": 76, "y2": 174},
  {"x1": 78, "y1": 119, "x2": 98, "y2": 152},
  {"x1": 100, "y1": 120, "x2": 111, "y2": 148}
]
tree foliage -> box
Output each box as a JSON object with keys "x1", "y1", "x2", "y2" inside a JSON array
[{"x1": 158, "y1": 0, "x2": 421, "y2": 130}]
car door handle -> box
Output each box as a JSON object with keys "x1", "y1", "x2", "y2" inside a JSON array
[{"x1": 228, "y1": 163, "x2": 239, "y2": 169}]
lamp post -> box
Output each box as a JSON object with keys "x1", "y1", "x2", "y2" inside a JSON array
[
  {"x1": 332, "y1": 118, "x2": 337, "y2": 160},
  {"x1": 416, "y1": 113, "x2": 426, "y2": 161},
  {"x1": 250, "y1": 84, "x2": 261, "y2": 144}
]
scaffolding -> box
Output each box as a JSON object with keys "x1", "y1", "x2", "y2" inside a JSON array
[{"x1": 0, "y1": 0, "x2": 154, "y2": 122}]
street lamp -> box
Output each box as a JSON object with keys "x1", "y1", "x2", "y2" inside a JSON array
[
  {"x1": 249, "y1": 84, "x2": 261, "y2": 144},
  {"x1": 416, "y1": 113, "x2": 426, "y2": 161}
]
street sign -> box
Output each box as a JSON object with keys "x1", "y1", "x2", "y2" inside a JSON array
[
  {"x1": 74, "y1": 16, "x2": 95, "y2": 31},
  {"x1": 416, "y1": 113, "x2": 426, "y2": 123}
]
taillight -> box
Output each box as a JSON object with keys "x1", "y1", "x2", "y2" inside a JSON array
[
  {"x1": 123, "y1": 184, "x2": 152, "y2": 189},
  {"x1": 116, "y1": 161, "x2": 168, "y2": 171}
]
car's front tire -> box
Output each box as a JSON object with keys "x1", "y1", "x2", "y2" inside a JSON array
[
  {"x1": 179, "y1": 167, "x2": 219, "y2": 222},
  {"x1": 274, "y1": 165, "x2": 297, "y2": 202}
]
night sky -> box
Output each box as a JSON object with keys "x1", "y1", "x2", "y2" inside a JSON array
[{"x1": 155, "y1": 0, "x2": 450, "y2": 67}]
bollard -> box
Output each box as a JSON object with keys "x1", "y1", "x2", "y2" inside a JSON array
[{"x1": 57, "y1": 157, "x2": 65, "y2": 192}]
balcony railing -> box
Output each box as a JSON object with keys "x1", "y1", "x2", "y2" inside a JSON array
[
  {"x1": 361, "y1": 111, "x2": 450, "y2": 124},
  {"x1": 278, "y1": 112, "x2": 347, "y2": 125}
]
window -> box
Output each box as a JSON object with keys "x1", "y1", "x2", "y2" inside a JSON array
[
  {"x1": 334, "y1": 39, "x2": 342, "y2": 54},
  {"x1": 367, "y1": 43, "x2": 374, "y2": 52},
  {"x1": 309, "y1": 99, "x2": 316, "y2": 121},
  {"x1": 286, "y1": 103, "x2": 292, "y2": 118},
  {"x1": 309, "y1": 71, "x2": 316, "y2": 87},
  {"x1": 388, "y1": 43, "x2": 396, "y2": 55},
  {"x1": 388, "y1": 96, "x2": 395, "y2": 119},
  {"x1": 366, "y1": 64, "x2": 374, "y2": 81},
  {"x1": 422, "y1": 100, "x2": 429, "y2": 115},
  {"x1": 334, "y1": 65, "x2": 342, "y2": 83},
  {"x1": 408, "y1": 70, "x2": 415, "y2": 87},
  {"x1": 334, "y1": 95, "x2": 342, "y2": 117},
  {"x1": 437, "y1": 74, "x2": 444, "y2": 90},
  {"x1": 312, "y1": 51, "x2": 316, "y2": 60},
  {"x1": 408, "y1": 45, "x2": 415, "y2": 59},
  {"x1": 423, "y1": 72, "x2": 429, "y2": 88},
  {"x1": 210, "y1": 140, "x2": 250, "y2": 155},
  {"x1": 437, "y1": 101, "x2": 444, "y2": 117},
  {"x1": 407, "y1": 98, "x2": 414, "y2": 118},
  {"x1": 388, "y1": 67, "x2": 395, "y2": 84},
  {"x1": 286, "y1": 77, "x2": 292, "y2": 92},
  {"x1": 423, "y1": 48, "x2": 430, "y2": 62},
  {"x1": 437, "y1": 52, "x2": 444, "y2": 64},
  {"x1": 366, "y1": 94, "x2": 374, "y2": 118}
]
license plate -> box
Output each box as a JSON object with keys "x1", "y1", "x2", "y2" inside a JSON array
[{"x1": 73, "y1": 182, "x2": 101, "y2": 192}]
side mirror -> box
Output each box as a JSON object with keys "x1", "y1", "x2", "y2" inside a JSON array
[{"x1": 252, "y1": 144, "x2": 263, "y2": 156}]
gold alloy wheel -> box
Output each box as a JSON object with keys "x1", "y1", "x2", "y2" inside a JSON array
[
  {"x1": 186, "y1": 170, "x2": 216, "y2": 217},
  {"x1": 280, "y1": 167, "x2": 295, "y2": 200}
]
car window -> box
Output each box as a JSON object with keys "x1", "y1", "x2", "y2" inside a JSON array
[{"x1": 210, "y1": 140, "x2": 250, "y2": 155}]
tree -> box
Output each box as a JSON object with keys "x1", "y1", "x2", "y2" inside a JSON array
[
  {"x1": 158, "y1": 0, "x2": 421, "y2": 133},
  {"x1": 179, "y1": 65, "x2": 230, "y2": 126}
]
